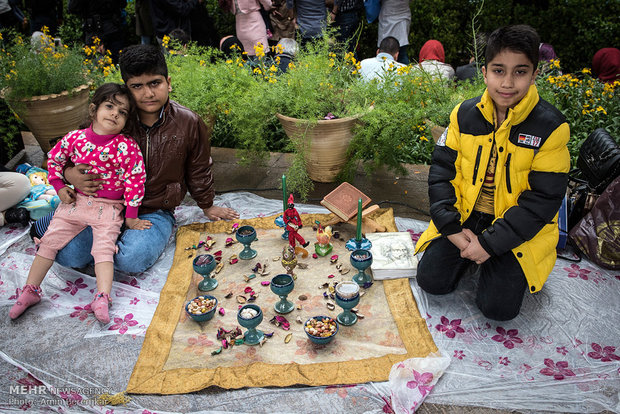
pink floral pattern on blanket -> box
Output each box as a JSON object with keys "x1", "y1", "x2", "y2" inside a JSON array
[
  {"x1": 588, "y1": 343, "x2": 620, "y2": 362},
  {"x1": 564, "y1": 263, "x2": 591, "y2": 280},
  {"x1": 539, "y1": 359, "x2": 576, "y2": 380},
  {"x1": 70, "y1": 304, "x2": 92, "y2": 321},
  {"x1": 108, "y1": 313, "x2": 139, "y2": 334},
  {"x1": 62, "y1": 277, "x2": 88, "y2": 295},
  {"x1": 435, "y1": 316, "x2": 465, "y2": 338},
  {"x1": 406, "y1": 370, "x2": 434, "y2": 397},
  {"x1": 491, "y1": 327, "x2": 523, "y2": 349}
]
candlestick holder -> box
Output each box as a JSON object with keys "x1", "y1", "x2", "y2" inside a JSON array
[
  {"x1": 345, "y1": 236, "x2": 372, "y2": 251},
  {"x1": 194, "y1": 254, "x2": 218, "y2": 291},
  {"x1": 350, "y1": 249, "x2": 373, "y2": 286},
  {"x1": 236, "y1": 225, "x2": 258, "y2": 260},
  {"x1": 237, "y1": 304, "x2": 264, "y2": 346},
  {"x1": 274, "y1": 215, "x2": 289, "y2": 240},
  {"x1": 270, "y1": 274, "x2": 295, "y2": 314}
]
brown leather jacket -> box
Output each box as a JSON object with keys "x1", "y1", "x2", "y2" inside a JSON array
[{"x1": 127, "y1": 100, "x2": 215, "y2": 215}]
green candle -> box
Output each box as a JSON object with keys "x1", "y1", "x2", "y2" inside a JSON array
[
  {"x1": 282, "y1": 175, "x2": 287, "y2": 212},
  {"x1": 356, "y1": 198, "x2": 362, "y2": 241}
]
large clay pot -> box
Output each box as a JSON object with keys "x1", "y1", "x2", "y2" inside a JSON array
[
  {"x1": 276, "y1": 113, "x2": 359, "y2": 183},
  {"x1": 7, "y1": 84, "x2": 90, "y2": 153}
]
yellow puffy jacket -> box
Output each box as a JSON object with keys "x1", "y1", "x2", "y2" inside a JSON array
[{"x1": 415, "y1": 85, "x2": 570, "y2": 293}]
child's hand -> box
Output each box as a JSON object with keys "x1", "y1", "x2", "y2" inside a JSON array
[
  {"x1": 203, "y1": 205, "x2": 240, "y2": 221},
  {"x1": 126, "y1": 217, "x2": 152, "y2": 230},
  {"x1": 58, "y1": 186, "x2": 76, "y2": 204}
]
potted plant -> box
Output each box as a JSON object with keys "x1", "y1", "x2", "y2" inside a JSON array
[
  {"x1": 341, "y1": 68, "x2": 486, "y2": 181},
  {"x1": 159, "y1": 34, "x2": 486, "y2": 200},
  {"x1": 0, "y1": 29, "x2": 112, "y2": 152}
]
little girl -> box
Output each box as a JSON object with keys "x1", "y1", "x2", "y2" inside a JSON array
[{"x1": 10, "y1": 83, "x2": 150, "y2": 324}]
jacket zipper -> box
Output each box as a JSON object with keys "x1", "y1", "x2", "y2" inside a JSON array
[
  {"x1": 472, "y1": 145, "x2": 483, "y2": 185},
  {"x1": 145, "y1": 129, "x2": 150, "y2": 169},
  {"x1": 505, "y1": 153, "x2": 512, "y2": 193}
]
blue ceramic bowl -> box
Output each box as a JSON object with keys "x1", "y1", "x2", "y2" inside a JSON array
[
  {"x1": 235, "y1": 225, "x2": 257, "y2": 244},
  {"x1": 193, "y1": 254, "x2": 217, "y2": 276},
  {"x1": 185, "y1": 295, "x2": 218, "y2": 322},
  {"x1": 270, "y1": 273, "x2": 294, "y2": 296},
  {"x1": 237, "y1": 304, "x2": 263, "y2": 329},
  {"x1": 304, "y1": 316, "x2": 339, "y2": 345},
  {"x1": 350, "y1": 249, "x2": 373, "y2": 271}
]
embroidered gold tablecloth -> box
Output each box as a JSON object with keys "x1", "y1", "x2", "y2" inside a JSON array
[{"x1": 127, "y1": 209, "x2": 436, "y2": 393}]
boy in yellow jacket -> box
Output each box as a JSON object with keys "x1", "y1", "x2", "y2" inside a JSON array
[{"x1": 415, "y1": 25, "x2": 570, "y2": 321}]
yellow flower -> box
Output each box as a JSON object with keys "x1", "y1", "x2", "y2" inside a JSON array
[
  {"x1": 199, "y1": 60, "x2": 206, "y2": 66},
  {"x1": 254, "y1": 43, "x2": 265, "y2": 58},
  {"x1": 596, "y1": 106, "x2": 607, "y2": 115},
  {"x1": 420, "y1": 136, "x2": 428, "y2": 142},
  {"x1": 581, "y1": 68, "x2": 591, "y2": 75}
]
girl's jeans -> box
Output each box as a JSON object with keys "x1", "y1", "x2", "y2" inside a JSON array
[{"x1": 42, "y1": 209, "x2": 175, "y2": 274}]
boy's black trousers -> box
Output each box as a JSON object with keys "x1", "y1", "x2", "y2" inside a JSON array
[{"x1": 417, "y1": 211, "x2": 528, "y2": 321}]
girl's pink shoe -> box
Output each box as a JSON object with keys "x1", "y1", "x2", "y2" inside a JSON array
[
  {"x1": 9, "y1": 285, "x2": 42, "y2": 319},
  {"x1": 91, "y1": 292, "x2": 112, "y2": 324}
]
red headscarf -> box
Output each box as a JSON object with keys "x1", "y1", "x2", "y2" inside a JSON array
[
  {"x1": 592, "y1": 48, "x2": 620, "y2": 83},
  {"x1": 419, "y1": 40, "x2": 445, "y2": 63}
]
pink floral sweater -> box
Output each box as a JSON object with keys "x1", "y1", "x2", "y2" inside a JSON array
[{"x1": 47, "y1": 127, "x2": 146, "y2": 219}]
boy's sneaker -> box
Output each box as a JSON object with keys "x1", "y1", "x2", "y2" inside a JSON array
[
  {"x1": 9, "y1": 285, "x2": 42, "y2": 319},
  {"x1": 91, "y1": 292, "x2": 112, "y2": 324}
]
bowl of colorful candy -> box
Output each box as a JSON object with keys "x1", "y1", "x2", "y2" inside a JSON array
[
  {"x1": 185, "y1": 295, "x2": 218, "y2": 322},
  {"x1": 304, "y1": 316, "x2": 339, "y2": 345}
]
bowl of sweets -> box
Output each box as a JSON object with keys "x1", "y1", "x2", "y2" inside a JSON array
[
  {"x1": 304, "y1": 316, "x2": 339, "y2": 345},
  {"x1": 185, "y1": 295, "x2": 218, "y2": 322}
]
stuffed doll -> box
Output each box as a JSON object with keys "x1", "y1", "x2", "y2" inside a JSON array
[{"x1": 17, "y1": 166, "x2": 61, "y2": 220}]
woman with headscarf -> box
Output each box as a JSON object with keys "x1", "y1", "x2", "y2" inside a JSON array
[
  {"x1": 592, "y1": 47, "x2": 620, "y2": 84},
  {"x1": 418, "y1": 39, "x2": 455, "y2": 80}
]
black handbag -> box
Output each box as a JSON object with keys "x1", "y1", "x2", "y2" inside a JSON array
[{"x1": 576, "y1": 128, "x2": 620, "y2": 194}]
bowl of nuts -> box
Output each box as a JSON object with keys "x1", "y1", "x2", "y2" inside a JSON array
[
  {"x1": 304, "y1": 316, "x2": 338, "y2": 345},
  {"x1": 185, "y1": 295, "x2": 218, "y2": 322}
]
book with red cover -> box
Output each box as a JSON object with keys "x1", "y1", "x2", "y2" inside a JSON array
[{"x1": 320, "y1": 182, "x2": 372, "y2": 221}]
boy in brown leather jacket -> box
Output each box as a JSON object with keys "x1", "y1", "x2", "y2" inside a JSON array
[{"x1": 37, "y1": 44, "x2": 239, "y2": 273}]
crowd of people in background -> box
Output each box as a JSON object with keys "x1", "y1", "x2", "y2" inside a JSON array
[{"x1": 0, "y1": 0, "x2": 617, "y2": 83}]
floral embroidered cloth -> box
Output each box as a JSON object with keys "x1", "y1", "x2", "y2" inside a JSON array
[{"x1": 128, "y1": 210, "x2": 437, "y2": 392}]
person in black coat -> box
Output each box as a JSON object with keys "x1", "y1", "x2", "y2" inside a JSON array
[
  {"x1": 25, "y1": 0, "x2": 63, "y2": 36},
  {"x1": 68, "y1": 0, "x2": 126, "y2": 63}
]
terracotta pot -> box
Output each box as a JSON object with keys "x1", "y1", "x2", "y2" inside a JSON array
[
  {"x1": 7, "y1": 84, "x2": 90, "y2": 153},
  {"x1": 276, "y1": 113, "x2": 359, "y2": 183}
]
